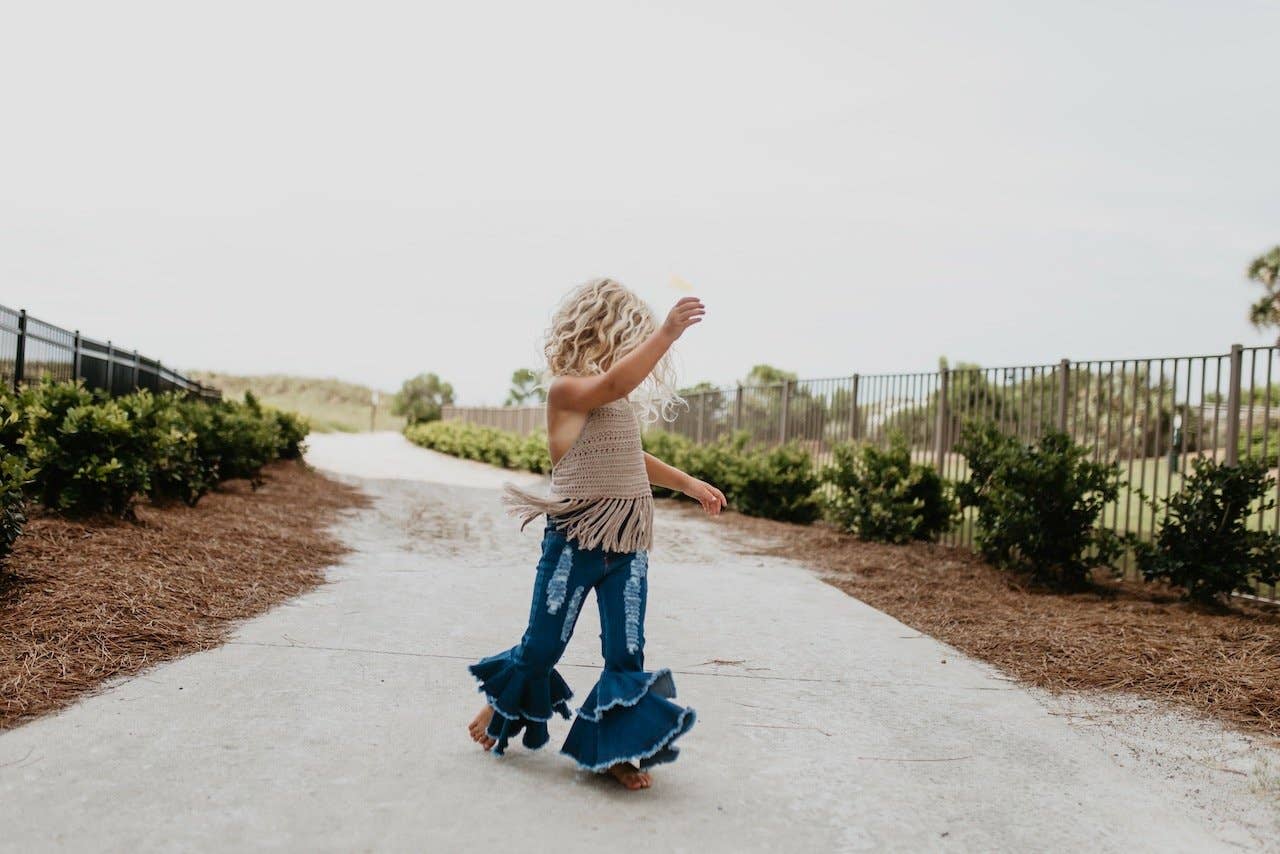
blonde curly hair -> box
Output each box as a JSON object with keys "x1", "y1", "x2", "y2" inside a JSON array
[{"x1": 544, "y1": 278, "x2": 684, "y2": 423}]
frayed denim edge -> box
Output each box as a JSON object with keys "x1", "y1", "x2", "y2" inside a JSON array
[
  {"x1": 574, "y1": 668, "x2": 674, "y2": 723},
  {"x1": 559, "y1": 706, "x2": 696, "y2": 773},
  {"x1": 468, "y1": 668, "x2": 574, "y2": 723}
]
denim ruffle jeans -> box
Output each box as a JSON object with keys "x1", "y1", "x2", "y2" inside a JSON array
[{"x1": 469, "y1": 520, "x2": 696, "y2": 771}]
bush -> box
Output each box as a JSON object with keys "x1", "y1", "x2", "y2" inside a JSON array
[
  {"x1": 273, "y1": 409, "x2": 310, "y2": 460},
  {"x1": 0, "y1": 392, "x2": 29, "y2": 563},
  {"x1": 0, "y1": 451, "x2": 28, "y2": 564},
  {"x1": 724, "y1": 440, "x2": 821, "y2": 524},
  {"x1": 640, "y1": 431, "x2": 697, "y2": 497},
  {"x1": 118, "y1": 391, "x2": 213, "y2": 507},
  {"x1": 822, "y1": 436, "x2": 955, "y2": 543},
  {"x1": 643, "y1": 430, "x2": 820, "y2": 522},
  {"x1": 17, "y1": 380, "x2": 154, "y2": 516},
  {"x1": 1136, "y1": 457, "x2": 1280, "y2": 603},
  {"x1": 1238, "y1": 425, "x2": 1280, "y2": 468},
  {"x1": 409, "y1": 420, "x2": 822, "y2": 523},
  {"x1": 955, "y1": 423, "x2": 1126, "y2": 588},
  {"x1": 405, "y1": 420, "x2": 522, "y2": 469},
  {"x1": 511, "y1": 430, "x2": 552, "y2": 473}
]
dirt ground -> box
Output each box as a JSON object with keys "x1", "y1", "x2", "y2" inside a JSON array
[
  {"x1": 0, "y1": 461, "x2": 367, "y2": 728},
  {"x1": 701, "y1": 505, "x2": 1280, "y2": 738}
]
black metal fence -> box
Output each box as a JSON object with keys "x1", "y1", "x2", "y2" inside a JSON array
[
  {"x1": 0, "y1": 304, "x2": 220, "y2": 400},
  {"x1": 444, "y1": 343, "x2": 1280, "y2": 601}
]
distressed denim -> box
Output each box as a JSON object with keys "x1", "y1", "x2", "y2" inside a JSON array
[{"x1": 469, "y1": 520, "x2": 696, "y2": 770}]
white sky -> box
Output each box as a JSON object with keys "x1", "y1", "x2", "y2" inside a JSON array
[{"x1": 3, "y1": 1, "x2": 1278, "y2": 404}]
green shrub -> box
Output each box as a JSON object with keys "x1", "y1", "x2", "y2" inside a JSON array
[
  {"x1": 727, "y1": 441, "x2": 821, "y2": 523},
  {"x1": 178, "y1": 393, "x2": 281, "y2": 488},
  {"x1": 1238, "y1": 425, "x2": 1280, "y2": 468},
  {"x1": 640, "y1": 431, "x2": 697, "y2": 497},
  {"x1": 511, "y1": 430, "x2": 552, "y2": 473},
  {"x1": 822, "y1": 436, "x2": 955, "y2": 543},
  {"x1": 410, "y1": 420, "x2": 821, "y2": 524},
  {"x1": 118, "y1": 391, "x2": 213, "y2": 506},
  {"x1": 1136, "y1": 457, "x2": 1280, "y2": 603},
  {"x1": 0, "y1": 392, "x2": 29, "y2": 563},
  {"x1": 213, "y1": 395, "x2": 281, "y2": 487},
  {"x1": 405, "y1": 420, "x2": 522, "y2": 469},
  {"x1": 644, "y1": 430, "x2": 822, "y2": 521},
  {"x1": 272, "y1": 409, "x2": 310, "y2": 460},
  {"x1": 955, "y1": 423, "x2": 1126, "y2": 588},
  {"x1": 0, "y1": 451, "x2": 28, "y2": 564},
  {"x1": 18, "y1": 379, "x2": 154, "y2": 516}
]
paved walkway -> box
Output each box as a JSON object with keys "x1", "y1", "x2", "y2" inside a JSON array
[{"x1": 0, "y1": 432, "x2": 1264, "y2": 852}]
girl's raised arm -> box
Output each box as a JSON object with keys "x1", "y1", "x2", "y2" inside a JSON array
[{"x1": 548, "y1": 297, "x2": 704, "y2": 412}]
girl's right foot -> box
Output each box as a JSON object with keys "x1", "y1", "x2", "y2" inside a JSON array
[
  {"x1": 607, "y1": 763, "x2": 651, "y2": 790},
  {"x1": 468, "y1": 705, "x2": 496, "y2": 750}
]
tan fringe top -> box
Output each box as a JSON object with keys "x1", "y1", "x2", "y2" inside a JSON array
[{"x1": 503, "y1": 398, "x2": 653, "y2": 552}]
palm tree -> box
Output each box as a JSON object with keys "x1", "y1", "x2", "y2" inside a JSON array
[
  {"x1": 505, "y1": 368, "x2": 545, "y2": 405},
  {"x1": 1247, "y1": 246, "x2": 1280, "y2": 332}
]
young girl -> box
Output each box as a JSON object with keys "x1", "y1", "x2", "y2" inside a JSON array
[{"x1": 465, "y1": 278, "x2": 726, "y2": 791}]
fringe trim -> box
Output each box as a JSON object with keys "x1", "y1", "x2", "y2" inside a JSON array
[{"x1": 503, "y1": 484, "x2": 653, "y2": 552}]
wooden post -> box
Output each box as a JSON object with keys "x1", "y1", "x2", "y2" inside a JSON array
[
  {"x1": 72, "y1": 330, "x2": 81, "y2": 383},
  {"x1": 1225, "y1": 344, "x2": 1243, "y2": 465},
  {"x1": 733, "y1": 384, "x2": 743, "y2": 434}
]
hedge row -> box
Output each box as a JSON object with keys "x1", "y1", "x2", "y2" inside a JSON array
[
  {"x1": 0, "y1": 379, "x2": 310, "y2": 565},
  {"x1": 404, "y1": 420, "x2": 552, "y2": 473},
  {"x1": 409, "y1": 417, "x2": 1280, "y2": 603}
]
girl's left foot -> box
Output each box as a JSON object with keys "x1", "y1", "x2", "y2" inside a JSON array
[
  {"x1": 468, "y1": 705, "x2": 497, "y2": 750},
  {"x1": 607, "y1": 763, "x2": 651, "y2": 790}
]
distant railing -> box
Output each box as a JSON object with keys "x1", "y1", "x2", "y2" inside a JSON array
[
  {"x1": 0, "y1": 304, "x2": 220, "y2": 400},
  {"x1": 444, "y1": 344, "x2": 1280, "y2": 601}
]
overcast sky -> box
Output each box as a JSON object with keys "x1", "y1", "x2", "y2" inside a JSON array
[{"x1": 3, "y1": 1, "x2": 1278, "y2": 403}]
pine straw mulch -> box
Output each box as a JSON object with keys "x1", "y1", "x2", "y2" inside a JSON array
[
  {"x1": 0, "y1": 461, "x2": 368, "y2": 729},
  {"x1": 699, "y1": 507, "x2": 1280, "y2": 738}
]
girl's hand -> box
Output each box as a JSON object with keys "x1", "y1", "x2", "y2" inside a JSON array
[
  {"x1": 682, "y1": 477, "x2": 727, "y2": 516},
  {"x1": 661, "y1": 297, "x2": 706, "y2": 341}
]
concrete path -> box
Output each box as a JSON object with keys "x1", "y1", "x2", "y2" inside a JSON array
[{"x1": 0, "y1": 432, "x2": 1268, "y2": 852}]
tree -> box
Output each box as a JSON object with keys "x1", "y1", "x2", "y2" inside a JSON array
[
  {"x1": 1247, "y1": 245, "x2": 1280, "y2": 332},
  {"x1": 743, "y1": 364, "x2": 798, "y2": 386},
  {"x1": 393, "y1": 373, "x2": 455, "y2": 424},
  {"x1": 505, "y1": 368, "x2": 545, "y2": 405}
]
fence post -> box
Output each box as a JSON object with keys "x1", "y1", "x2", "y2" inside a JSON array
[
  {"x1": 106, "y1": 340, "x2": 114, "y2": 391},
  {"x1": 13, "y1": 310, "x2": 26, "y2": 391},
  {"x1": 934, "y1": 368, "x2": 949, "y2": 469},
  {"x1": 696, "y1": 393, "x2": 705, "y2": 444},
  {"x1": 1056, "y1": 358, "x2": 1070, "y2": 432},
  {"x1": 132, "y1": 349, "x2": 140, "y2": 389},
  {"x1": 733, "y1": 383, "x2": 742, "y2": 433},
  {"x1": 849, "y1": 374, "x2": 860, "y2": 441},
  {"x1": 779, "y1": 381, "x2": 791, "y2": 443},
  {"x1": 72, "y1": 330, "x2": 82, "y2": 382},
  {"x1": 1225, "y1": 343, "x2": 1243, "y2": 465}
]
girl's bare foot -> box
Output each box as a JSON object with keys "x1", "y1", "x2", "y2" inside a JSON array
[
  {"x1": 468, "y1": 705, "x2": 496, "y2": 750},
  {"x1": 607, "y1": 762, "x2": 651, "y2": 790}
]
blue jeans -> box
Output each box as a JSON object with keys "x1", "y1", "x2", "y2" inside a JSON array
[{"x1": 469, "y1": 521, "x2": 696, "y2": 771}]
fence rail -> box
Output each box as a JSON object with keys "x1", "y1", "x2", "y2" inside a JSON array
[
  {"x1": 443, "y1": 344, "x2": 1280, "y2": 601},
  {"x1": 0, "y1": 304, "x2": 219, "y2": 400}
]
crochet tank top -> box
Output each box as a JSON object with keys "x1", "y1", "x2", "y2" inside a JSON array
[{"x1": 502, "y1": 398, "x2": 653, "y2": 552}]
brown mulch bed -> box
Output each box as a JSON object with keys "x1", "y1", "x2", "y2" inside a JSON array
[
  {"x1": 704, "y1": 508, "x2": 1280, "y2": 738},
  {"x1": 0, "y1": 461, "x2": 368, "y2": 729}
]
